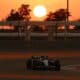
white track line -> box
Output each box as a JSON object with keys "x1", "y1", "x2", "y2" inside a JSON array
[{"x1": 62, "y1": 64, "x2": 80, "y2": 72}]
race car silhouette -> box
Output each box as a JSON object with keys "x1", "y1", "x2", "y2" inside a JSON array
[{"x1": 26, "y1": 56, "x2": 61, "y2": 71}]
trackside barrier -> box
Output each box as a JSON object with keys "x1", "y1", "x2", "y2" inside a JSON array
[{"x1": 0, "y1": 21, "x2": 80, "y2": 41}]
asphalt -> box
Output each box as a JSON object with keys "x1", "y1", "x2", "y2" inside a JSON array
[
  {"x1": 0, "y1": 57, "x2": 80, "y2": 80},
  {"x1": 0, "y1": 39, "x2": 80, "y2": 52},
  {"x1": 0, "y1": 39, "x2": 80, "y2": 80}
]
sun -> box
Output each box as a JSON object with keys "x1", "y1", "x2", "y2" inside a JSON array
[{"x1": 33, "y1": 5, "x2": 47, "y2": 18}]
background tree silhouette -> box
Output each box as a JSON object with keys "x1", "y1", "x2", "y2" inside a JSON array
[
  {"x1": 45, "y1": 8, "x2": 70, "y2": 21},
  {"x1": 45, "y1": 8, "x2": 71, "y2": 31},
  {"x1": 53, "y1": 9, "x2": 70, "y2": 21},
  {"x1": 6, "y1": 4, "x2": 31, "y2": 31},
  {"x1": 74, "y1": 19, "x2": 80, "y2": 31},
  {"x1": 6, "y1": 9, "x2": 24, "y2": 21},
  {"x1": 18, "y1": 4, "x2": 31, "y2": 20}
]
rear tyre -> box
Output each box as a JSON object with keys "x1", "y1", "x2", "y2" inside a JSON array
[{"x1": 55, "y1": 60, "x2": 61, "y2": 71}]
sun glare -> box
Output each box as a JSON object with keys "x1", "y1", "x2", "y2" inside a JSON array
[{"x1": 33, "y1": 5, "x2": 47, "y2": 18}]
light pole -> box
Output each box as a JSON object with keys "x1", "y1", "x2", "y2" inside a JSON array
[
  {"x1": 65, "y1": 0, "x2": 69, "y2": 39},
  {"x1": 67, "y1": 0, "x2": 69, "y2": 23}
]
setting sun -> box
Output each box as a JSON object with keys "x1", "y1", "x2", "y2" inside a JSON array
[
  {"x1": 0, "y1": 0, "x2": 80, "y2": 21},
  {"x1": 33, "y1": 5, "x2": 47, "y2": 18}
]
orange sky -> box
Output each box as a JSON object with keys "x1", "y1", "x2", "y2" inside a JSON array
[{"x1": 0, "y1": 0, "x2": 80, "y2": 21}]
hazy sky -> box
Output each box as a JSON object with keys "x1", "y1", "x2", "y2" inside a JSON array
[{"x1": 0, "y1": 0, "x2": 79, "y2": 21}]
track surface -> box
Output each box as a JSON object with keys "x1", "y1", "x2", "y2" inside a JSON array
[
  {"x1": 0, "y1": 52, "x2": 80, "y2": 80},
  {"x1": 0, "y1": 39, "x2": 80, "y2": 80}
]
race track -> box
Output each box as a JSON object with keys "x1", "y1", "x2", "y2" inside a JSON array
[
  {"x1": 0, "y1": 53, "x2": 80, "y2": 80},
  {"x1": 0, "y1": 39, "x2": 80, "y2": 80}
]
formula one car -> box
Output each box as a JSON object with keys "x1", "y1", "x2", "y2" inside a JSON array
[{"x1": 26, "y1": 56, "x2": 61, "y2": 71}]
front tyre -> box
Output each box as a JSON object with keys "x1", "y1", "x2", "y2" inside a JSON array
[{"x1": 26, "y1": 59, "x2": 32, "y2": 70}]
